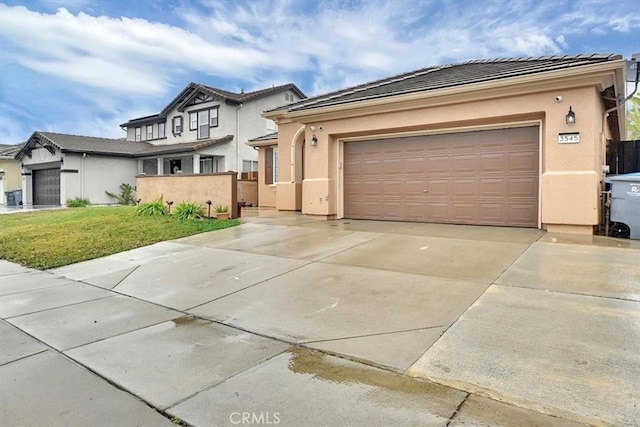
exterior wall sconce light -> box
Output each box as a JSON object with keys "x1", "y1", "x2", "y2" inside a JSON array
[
  {"x1": 311, "y1": 135, "x2": 318, "y2": 146},
  {"x1": 566, "y1": 106, "x2": 576, "y2": 124}
]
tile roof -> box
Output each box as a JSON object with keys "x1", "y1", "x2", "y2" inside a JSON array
[
  {"x1": 246, "y1": 132, "x2": 278, "y2": 147},
  {"x1": 0, "y1": 143, "x2": 24, "y2": 158},
  {"x1": 273, "y1": 54, "x2": 623, "y2": 113},
  {"x1": 15, "y1": 132, "x2": 234, "y2": 159}
]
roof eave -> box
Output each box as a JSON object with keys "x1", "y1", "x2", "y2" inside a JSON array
[
  {"x1": 280, "y1": 59, "x2": 627, "y2": 122},
  {"x1": 246, "y1": 139, "x2": 277, "y2": 147}
]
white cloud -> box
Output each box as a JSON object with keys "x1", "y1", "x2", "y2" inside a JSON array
[{"x1": 0, "y1": 5, "x2": 276, "y2": 96}]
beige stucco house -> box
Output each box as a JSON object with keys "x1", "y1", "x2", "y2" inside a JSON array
[
  {"x1": 0, "y1": 144, "x2": 23, "y2": 205},
  {"x1": 251, "y1": 54, "x2": 627, "y2": 235}
]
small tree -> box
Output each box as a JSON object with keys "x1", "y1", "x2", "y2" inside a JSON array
[{"x1": 105, "y1": 183, "x2": 136, "y2": 205}]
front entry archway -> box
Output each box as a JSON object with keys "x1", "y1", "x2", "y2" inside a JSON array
[{"x1": 291, "y1": 127, "x2": 305, "y2": 211}]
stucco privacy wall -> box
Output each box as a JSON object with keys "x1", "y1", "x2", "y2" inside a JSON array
[
  {"x1": 237, "y1": 180, "x2": 258, "y2": 206},
  {"x1": 274, "y1": 83, "x2": 616, "y2": 232},
  {"x1": 136, "y1": 173, "x2": 238, "y2": 218}
]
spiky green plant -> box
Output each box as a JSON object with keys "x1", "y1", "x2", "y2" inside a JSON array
[
  {"x1": 105, "y1": 183, "x2": 136, "y2": 205},
  {"x1": 173, "y1": 202, "x2": 206, "y2": 220},
  {"x1": 66, "y1": 197, "x2": 91, "y2": 207},
  {"x1": 135, "y1": 197, "x2": 167, "y2": 216}
]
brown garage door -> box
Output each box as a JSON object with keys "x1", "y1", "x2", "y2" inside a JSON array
[
  {"x1": 343, "y1": 126, "x2": 539, "y2": 227},
  {"x1": 33, "y1": 168, "x2": 61, "y2": 205}
]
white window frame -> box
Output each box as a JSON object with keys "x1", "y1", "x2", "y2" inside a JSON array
[
  {"x1": 189, "y1": 112, "x2": 198, "y2": 131},
  {"x1": 198, "y1": 110, "x2": 209, "y2": 139},
  {"x1": 146, "y1": 125, "x2": 153, "y2": 140},
  {"x1": 172, "y1": 116, "x2": 182, "y2": 134},
  {"x1": 158, "y1": 122, "x2": 166, "y2": 139},
  {"x1": 135, "y1": 127, "x2": 141, "y2": 141},
  {"x1": 210, "y1": 107, "x2": 219, "y2": 127}
]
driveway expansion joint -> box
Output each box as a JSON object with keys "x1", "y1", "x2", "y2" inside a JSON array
[
  {"x1": 299, "y1": 324, "x2": 448, "y2": 344},
  {"x1": 445, "y1": 392, "x2": 470, "y2": 426}
]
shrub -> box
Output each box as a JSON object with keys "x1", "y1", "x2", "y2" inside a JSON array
[
  {"x1": 106, "y1": 183, "x2": 136, "y2": 205},
  {"x1": 173, "y1": 202, "x2": 205, "y2": 220},
  {"x1": 214, "y1": 205, "x2": 229, "y2": 213},
  {"x1": 66, "y1": 197, "x2": 91, "y2": 207},
  {"x1": 136, "y1": 197, "x2": 167, "y2": 216}
]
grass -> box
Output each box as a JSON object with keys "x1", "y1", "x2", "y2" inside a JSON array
[{"x1": 0, "y1": 206, "x2": 240, "y2": 269}]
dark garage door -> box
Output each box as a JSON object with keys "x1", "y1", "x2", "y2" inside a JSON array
[
  {"x1": 343, "y1": 126, "x2": 539, "y2": 227},
  {"x1": 33, "y1": 168, "x2": 61, "y2": 205}
]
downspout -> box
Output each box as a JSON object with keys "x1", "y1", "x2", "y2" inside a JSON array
[
  {"x1": 600, "y1": 60, "x2": 638, "y2": 234},
  {"x1": 601, "y1": 62, "x2": 639, "y2": 174},
  {"x1": 236, "y1": 103, "x2": 243, "y2": 174},
  {"x1": 81, "y1": 153, "x2": 86, "y2": 198}
]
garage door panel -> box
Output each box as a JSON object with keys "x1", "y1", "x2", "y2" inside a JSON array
[
  {"x1": 344, "y1": 126, "x2": 539, "y2": 227},
  {"x1": 479, "y1": 204, "x2": 507, "y2": 223},
  {"x1": 453, "y1": 179, "x2": 477, "y2": 197},
  {"x1": 508, "y1": 177, "x2": 538, "y2": 198},
  {"x1": 479, "y1": 153, "x2": 507, "y2": 172},
  {"x1": 509, "y1": 151, "x2": 538, "y2": 172},
  {"x1": 453, "y1": 154, "x2": 478, "y2": 173},
  {"x1": 509, "y1": 203, "x2": 538, "y2": 225},
  {"x1": 428, "y1": 179, "x2": 450, "y2": 196},
  {"x1": 479, "y1": 178, "x2": 507, "y2": 197},
  {"x1": 426, "y1": 156, "x2": 450, "y2": 173}
]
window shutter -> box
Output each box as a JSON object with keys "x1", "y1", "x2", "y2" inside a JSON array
[{"x1": 265, "y1": 147, "x2": 273, "y2": 185}]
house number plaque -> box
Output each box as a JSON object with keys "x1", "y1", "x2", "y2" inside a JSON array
[{"x1": 558, "y1": 132, "x2": 580, "y2": 144}]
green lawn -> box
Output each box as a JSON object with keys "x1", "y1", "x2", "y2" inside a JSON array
[{"x1": 0, "y1": 206, "x2": 240, "y2": 269}]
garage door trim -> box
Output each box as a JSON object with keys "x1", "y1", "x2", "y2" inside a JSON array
[{"x1": 337, "y1": 120, "x2": 542, "y2": 228}]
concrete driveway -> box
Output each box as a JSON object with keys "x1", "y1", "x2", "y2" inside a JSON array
[{"x1": 1, "y1": 209, "x2": 638, "y2": 426}]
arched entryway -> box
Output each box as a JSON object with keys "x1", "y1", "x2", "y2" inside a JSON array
[{"x1": 291, "y1": 127, "x2": 305, "y2": 210}]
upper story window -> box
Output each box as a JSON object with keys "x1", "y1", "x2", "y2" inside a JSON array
[
  {"x1": 172, "y1": 116, "x2": 183, "y2": 135},
  {"x1": 158, "y1": 122, "x2": 166, "y2": 139},
  {"x1": 284, "y1": 93, "x2": 294, "y2": 103},
  {"x1": 189, "y1": 107, "x2": 219, "y2": 139},
  {"x1": 135, "y1": 127, "x2": 141, "y2": 141},
  {"x1": 146, "y1": 125, "x2": 153, "y2": 140}
]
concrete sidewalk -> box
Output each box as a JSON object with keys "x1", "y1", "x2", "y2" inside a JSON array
[{"x1": 1, "y1": 212, "x2": 638, "y2": 426}]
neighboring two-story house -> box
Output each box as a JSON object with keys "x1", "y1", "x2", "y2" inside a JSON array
[
  {"x1": 14, "y1": 83, "x2": 305, "y2": 206},
  {"x1": 120, "y1": 83, "x2": 305, "y2": 177}
]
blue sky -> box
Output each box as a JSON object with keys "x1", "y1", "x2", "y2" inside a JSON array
[{"x1": 0, "y1": 0, "x2": 638, "y2": 144}]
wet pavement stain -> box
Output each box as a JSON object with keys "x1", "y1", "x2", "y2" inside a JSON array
[
  {"x1": 286, "y1": 347, "x2": 465, "y2": 415},
  {"x1": 171, "y1": 316, "x2": 199, "y2": 327}
]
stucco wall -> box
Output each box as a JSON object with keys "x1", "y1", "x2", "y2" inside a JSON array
[
  {"x1": 62, "y1": 154, "x2": 138, "y2": 205},
  {"x1": 269, "y1": 82, "x2": 617, "y2": 232},
  {"x1": 136, "y1": 173, "x2": 238, "y2": 218},
  {"x1": 237, "y1": 180, "x2": 258, "y2": 207},
  {"x1": 0, "y1": 159, "x2": 22, "y2": 205}
]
